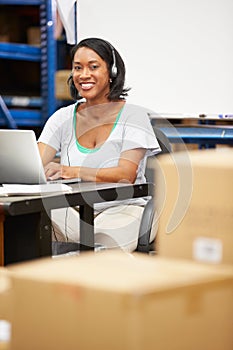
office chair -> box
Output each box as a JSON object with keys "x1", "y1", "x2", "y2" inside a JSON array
[
  {"x1": 52, "y1": 127, "x2": 171, "y2": 256},
  {"x1": 135, "y1": 127, "x2": 172, "y2": 253}
]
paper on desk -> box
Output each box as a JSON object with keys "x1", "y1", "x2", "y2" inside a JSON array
[{"x1": 0, "y1": 184, "x2": 72, "y2": 196}]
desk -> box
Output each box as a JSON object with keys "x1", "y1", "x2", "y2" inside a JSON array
[{"x1": 0, "y1": 182, "x2": 152, "y2": 265}]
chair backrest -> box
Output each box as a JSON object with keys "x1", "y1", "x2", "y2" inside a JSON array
[
  {"x1": 145, "y1": 127, "x2": 171, "y2": 183},
  {"x1": 153, "y1": 127, "x2": 172, "y2": 155},
  {"x1": 136, "y1": 127, "x2": 171, "y2": 252}
]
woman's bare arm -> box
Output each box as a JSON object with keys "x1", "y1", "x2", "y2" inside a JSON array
[
  {"x1": 44, "y1": 148, "x2": 146, "y2": 183},
  {"x1": 38, "y1": 142, "x2": 57, "y2": 166}
]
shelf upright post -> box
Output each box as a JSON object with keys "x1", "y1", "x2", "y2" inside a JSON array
[{"x1": 40, "y1": 0, "x2": 57, "y2": 126}]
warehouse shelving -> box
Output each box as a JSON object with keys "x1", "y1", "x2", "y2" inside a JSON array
[{"x1": 0, "y1": 0, "x2": 57, "y2": 128}]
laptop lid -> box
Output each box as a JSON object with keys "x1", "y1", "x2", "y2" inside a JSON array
[{"x1": 0, "y1": 129, "x2": 47, "y2": 184}]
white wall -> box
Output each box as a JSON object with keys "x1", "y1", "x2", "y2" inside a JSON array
[{"x1": 77, "y1": 0, "x2": 233, "y2": 115}]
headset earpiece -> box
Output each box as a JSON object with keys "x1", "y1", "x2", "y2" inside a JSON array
[{"x1": 110, "y1": 46, "x2": 118, "y2": 78}]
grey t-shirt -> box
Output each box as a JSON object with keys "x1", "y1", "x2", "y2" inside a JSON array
[{"x1": 38, "y1": 102, "x2": 160, "y2": 209}]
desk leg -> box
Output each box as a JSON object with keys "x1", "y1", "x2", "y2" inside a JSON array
[
  {"x1": 4, "y1": 210, "x2": 52, "y2": 265},
  {"x1": 0, "y1": 214, "x2": 5, "y2": 266},
  {"x1": 79, "y1": 204, "x2": 94, "y2": 251}
]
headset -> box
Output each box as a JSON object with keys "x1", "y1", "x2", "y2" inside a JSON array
[{"x1": 108, "y1": 42, "x2": 118, "y2": 78}]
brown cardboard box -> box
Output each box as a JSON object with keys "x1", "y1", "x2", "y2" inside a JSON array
[
  {"x1": 55, "y1": 70, "x2": 72, "y2": 100},
  {"x1": 6, "y1": 252, "x2": 233, "y2": 350},
  {"x1": 27, "y1": 27, "x2": 41, "y2": 46},
  {"x1": 0, "y1": 269, "x2": 12, "y2": 350},
  {"x1": 0, "y1": 11, "x2": 20, "y2": 43},
  {"x1": 0, "y1": 35, "x2": 9, "y2": 43},
  {"x1": 153, "y1": 148, "x2": 233, "y2": 265},
  {"x1": 0, "y1": 269, "x2": 12, "y2": 321}
]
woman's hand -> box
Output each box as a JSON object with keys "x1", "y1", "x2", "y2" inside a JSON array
[
  {"x1": 44, "y1": 162, "x2": 63, "y2": 180},
  {"x1": 44, "y1": 162, "x2": 80, "y2": 180}
]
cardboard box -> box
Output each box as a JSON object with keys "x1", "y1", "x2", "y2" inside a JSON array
[
  {"x1": 153, "y1": 148, "x2": 233, "y2": 265},
  {"x1": 27, "y1": 27, "x2": 41, "y2": 46},
  {"x1": 0, "y1": 269, "x2": 12, "y2": 350},
  {"x1": 6, "y1": 252, "x2": 233, "y2": 350},
  {"x1": 0, "y1": 269, "x2": 12, "y2": 321},
  {"x1": 0, "y1": 11, "x2": 20, "y2": 43},
  {"x1": 0, "y1": 35, "x2": 9, "y2": 43},
  {"x1": 55, "y1": 70, "x2": 72, "y2": 100}
]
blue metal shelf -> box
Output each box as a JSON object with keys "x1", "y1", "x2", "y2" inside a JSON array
[
  {"x1": 0, "y1": 0, "x2": 42, "y2": 5},
  {"x1": 2, "y1": 96, "x2": 42, "y2": 108},
  {"x1": 0, "y1": 43, "x2": 41, "y2": 61},
  {"x1": 0, "y1": 109, "x2": 42, "y2": 126},
  {"x1": 0, "y1": 0, "x2": 57, "y2": 128}
]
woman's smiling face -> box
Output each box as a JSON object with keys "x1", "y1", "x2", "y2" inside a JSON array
[{"x1": 72, "y1": 47, "x2": 111, "y2": 105}]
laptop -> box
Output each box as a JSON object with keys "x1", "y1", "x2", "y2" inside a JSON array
[{"x1": 0, "y1": 129, "x2": 81, "y2": 185}]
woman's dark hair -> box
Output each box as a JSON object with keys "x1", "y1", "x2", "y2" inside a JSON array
[{"x1": 67, "y1": 37, "x2": 130, "y2": 101}]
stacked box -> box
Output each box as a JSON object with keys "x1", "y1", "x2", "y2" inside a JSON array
[
  {"x1": 153, "y1": 148, "x2": 233, "y2": 265},
  {"x1": 5, "y1": 252, "x2": 233, "y2": 350},
  {"x1": 0, "y1": 269, "x2": 12, "y2": 350},
  {"x1": 27, "y1": 27, "x2": 40, "y2": 46},
  {"x1": 55, "y1": 70, "x2": 72, "y2": 100}
]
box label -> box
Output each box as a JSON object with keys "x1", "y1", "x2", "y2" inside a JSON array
[{"x1": 193, "y1": 237, "x2": 222, "y2": 263}]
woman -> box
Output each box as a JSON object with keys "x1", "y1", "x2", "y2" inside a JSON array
[{"x1": 38, "y1": 37, "x2": 160, "y2": 252}]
